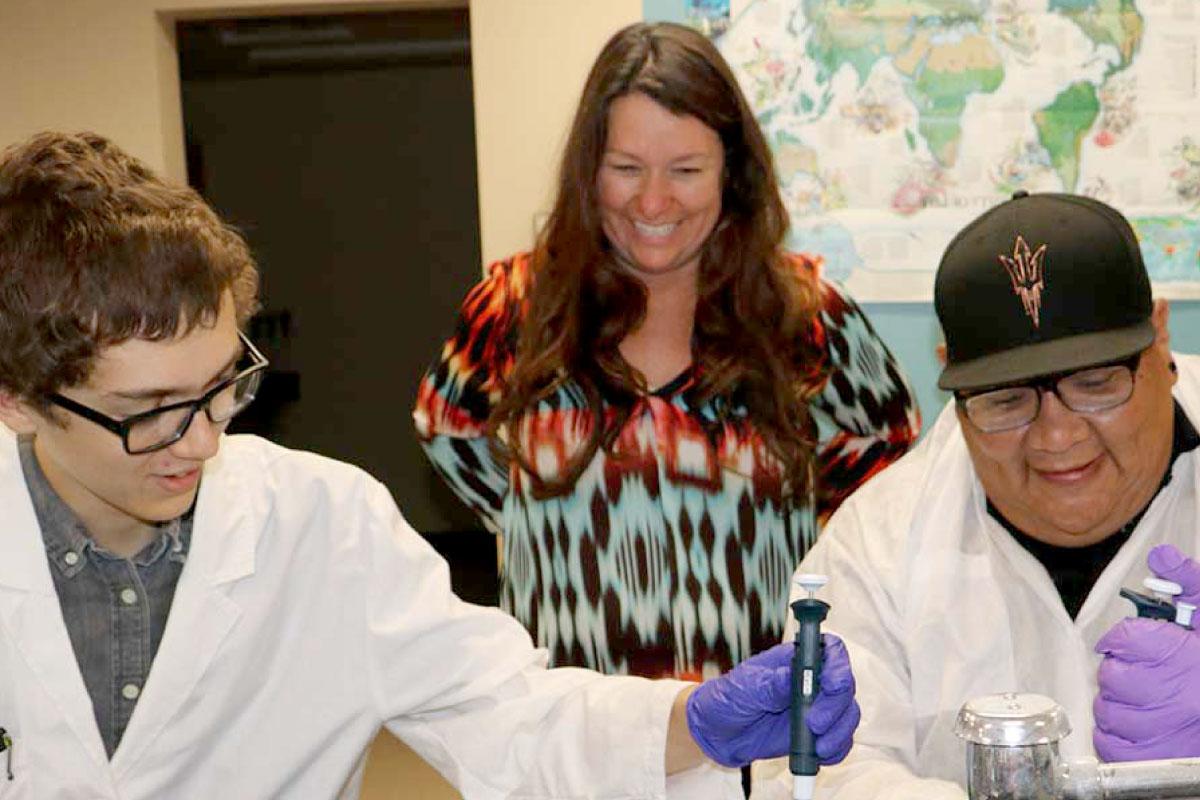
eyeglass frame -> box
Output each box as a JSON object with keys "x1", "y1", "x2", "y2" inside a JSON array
[
  {"x1": 954, "y1": 352, "x2": 1143, "y2": 434},
  {"x1": 46, "y1": 331, "x2": 269, "y2": 455}
]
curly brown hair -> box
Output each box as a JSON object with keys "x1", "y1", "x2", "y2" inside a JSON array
[
  {"x1": 488, "y1": 22, "x2": 826, "y2": 498},
  {"x1": 0, "y1": 131, "x2": 259, "y2": 410}
]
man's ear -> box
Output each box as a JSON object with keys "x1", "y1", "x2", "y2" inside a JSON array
[
  {"x1": 0, "y1": 389, "x2": 38, "y2": 435},
  {"x1": 935, "y1": 342, "x2": 948, "y2": 367},
  {"x1": 1149, "y1": 299, "x2": 1177, "y2": 386},
  {"x1": 1151, "y1": 298, "x2": 1171, "y2": 349}
]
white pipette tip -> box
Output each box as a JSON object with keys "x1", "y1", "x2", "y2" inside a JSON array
[
  {"x1": 793, "y1": 774, "x2": 816, "y2": 800},
  {"x1": 794, "y1": 573, "x2": 828, "y2": 599}
]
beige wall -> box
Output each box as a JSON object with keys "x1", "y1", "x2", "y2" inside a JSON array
[
  {"x1": 468, "y1": 0, "x2": 639, "y2": 261},
  {"x1": 0, "y1": 0, "x2": 638, "y2": 264},
  {"x1": 0, "y1": 0, "x2": 461, "y2": 182}
]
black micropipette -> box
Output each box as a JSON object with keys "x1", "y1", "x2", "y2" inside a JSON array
[
  {"x1": 790, "y1": 574, "x2": 829, "y2": 800},
  {"x1": 1120, "y1": 576, "x2": 1196, "y2": 629}
]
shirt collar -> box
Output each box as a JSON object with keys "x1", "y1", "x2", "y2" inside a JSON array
[{"x1": 17, "y1": 435, "x2": 191, "y2": 575}]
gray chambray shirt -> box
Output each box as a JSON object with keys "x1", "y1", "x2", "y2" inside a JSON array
[{"x1": 18, "y1": 436, "x2": 193, "y2": 758}]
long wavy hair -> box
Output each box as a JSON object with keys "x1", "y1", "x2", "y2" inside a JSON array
[{"x1": 488, "y1": 21, "x2": 826, "y2": 498}]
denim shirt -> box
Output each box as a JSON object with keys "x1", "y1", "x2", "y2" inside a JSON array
[{"x1": 18, "y1": 436, "x2": 193, "y2": 758}]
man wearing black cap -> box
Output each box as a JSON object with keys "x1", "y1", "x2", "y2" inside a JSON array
[{"x1": 755, "y1": 192, "x2": 1200, "y2": 799}]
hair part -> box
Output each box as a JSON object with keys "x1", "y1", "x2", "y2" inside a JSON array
[
  {"x1": 488, "y1": 22, "x2": 826, "y2": 497},
  {"x1": 0, "y1": 131, "x2": 259, "y2": 409}
]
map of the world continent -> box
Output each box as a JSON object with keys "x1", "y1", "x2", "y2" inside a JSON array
[{"x1": 648, "y1": 0, "x2": 1200, "y2": 301}]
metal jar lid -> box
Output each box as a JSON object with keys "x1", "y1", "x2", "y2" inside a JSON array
[{"x1": 954, "y1": 693, "x2": 1072, "y2": 746}]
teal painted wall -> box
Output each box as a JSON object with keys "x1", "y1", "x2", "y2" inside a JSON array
[
  {"x1": 862, "y1": 301, "x2": 1200, "y2": 431},
  {"x1": 643, "y1": 0, "x2": 689, "y2": 21}
]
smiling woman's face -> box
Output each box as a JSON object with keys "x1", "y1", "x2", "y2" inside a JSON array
[
  {"x1": 960, "y1": 302, "x2": 1178, "y2": 546},
  {"x1": 595, "y1": 92, "x2": 724, "y2": 282}
]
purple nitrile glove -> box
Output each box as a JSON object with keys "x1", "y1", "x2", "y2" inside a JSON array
[
  {"x1": 685, "y1": 634, "x2": 860, "y2": 768},
  {"x1": 1147, "y1": 543, "x2": 1200, "y2": 607},
  {"x1": 1093, "y1": 544, "x2": 1200, "y2": 762}
]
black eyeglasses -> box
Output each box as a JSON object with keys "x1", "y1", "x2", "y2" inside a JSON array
[
  {"x1": 956, "y1": 353, "x2": 1142, "y2": 433},
  {"x1": 48, "y1": 332, "x2": 269, "y2": 454}
]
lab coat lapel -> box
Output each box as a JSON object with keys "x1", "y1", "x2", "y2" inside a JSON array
[
  {"x1": 980, "y1": 499, "x2": 1074, "y2": 625},
  {"x1": 0, "y1": 432, "x2": 112, "y2": 775},
  {"x1": 110, "y1": 439, "x2": 259, "y2": 778}
]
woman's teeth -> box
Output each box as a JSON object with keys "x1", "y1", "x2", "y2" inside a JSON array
[{"x1": 634, "y1": 221, "x2": 677, "y2": 237}]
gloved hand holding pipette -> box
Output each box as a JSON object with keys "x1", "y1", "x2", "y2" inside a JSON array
[
  {"x1": 1094, "y1": 544, "x2": 1200, "y2": 762},
  {"x1": 684, "y1": 635, "x2": 860, "y2": 768}
]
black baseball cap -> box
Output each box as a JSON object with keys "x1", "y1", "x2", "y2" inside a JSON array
[{"x1": 935, "y1": 191, "x2": 1154, "y2": 392}]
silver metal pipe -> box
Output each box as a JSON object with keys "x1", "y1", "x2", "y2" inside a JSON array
[{"x1": 1060, "y1": 756, "x2": 1200, "y2": 799}]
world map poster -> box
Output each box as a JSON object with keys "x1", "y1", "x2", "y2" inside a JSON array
[{"x1": 644, "y1": 0, "x2": 1200, "y2": 301}]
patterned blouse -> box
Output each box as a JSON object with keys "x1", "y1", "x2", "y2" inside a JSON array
[{"x1": 415, "y1": 251, "x2": 919, "y2": 680}]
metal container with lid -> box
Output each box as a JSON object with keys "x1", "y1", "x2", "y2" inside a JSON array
[
  {"x1": 955, "y1": 693, "x2": 1072, "y2": 747},
  {"x1": 954, "y1": 693, "x2": 1072, "y2": 800}
]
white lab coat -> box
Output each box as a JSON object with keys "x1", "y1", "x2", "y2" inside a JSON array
[
  {"x1": 0, "y1": 430, "x2": 741, "y2": 799},
  {"x1": 755, "y1": 354, "x2": 1200, "y2": 800}
]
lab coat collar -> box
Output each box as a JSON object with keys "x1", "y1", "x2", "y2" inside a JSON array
[
  {"x1": 0, "y1": 430, "x2": 50, "y2": 593},
  {"x1": 0, "y1": 431, "x2": 259, "y2": 591},
  {"x1": 111, "y1": 436, "x2": 259, "y2": 778},
  {"x1": 0, "y1": 429, "x2": 114, "y2": 776},
  {"x1": 0, "y1": 430, "x2": 263, "y2": 781},
  {"x1": 175, "y1": 435, "x2": 259, "y2": 586}
]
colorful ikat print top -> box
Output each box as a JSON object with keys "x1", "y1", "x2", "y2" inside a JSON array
[{"x1": 415, "y1": 252, "x2": 919, "y2": 680}]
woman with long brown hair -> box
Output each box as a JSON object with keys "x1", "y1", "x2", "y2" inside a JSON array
[{"x1": 415, "y1": 21, "x2": 918, "y2": 682}]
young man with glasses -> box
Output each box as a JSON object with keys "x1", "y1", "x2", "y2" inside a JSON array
[
  {"x1": 756, "y1": 192, "x2": 1200, "y2": 799},
  {"x1": 0, "y1": 132, "x2": 860, "y2": 798}
]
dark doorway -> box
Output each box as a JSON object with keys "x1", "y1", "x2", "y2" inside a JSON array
[{"x1": 177, "y1": 9, "x2": 495, "y2": 604}]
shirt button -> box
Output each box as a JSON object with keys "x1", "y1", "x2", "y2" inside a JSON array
[
  {"x1": 122, "y1": 683, "x2": 141, "y2": 701},
  {"x1": 63, "y1": 551, "x2": 80, "y2": 566},
  {"x1": 120, "y1": 588, "x2": 138, "y2": 605}
]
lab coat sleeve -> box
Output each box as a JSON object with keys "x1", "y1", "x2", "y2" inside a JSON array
[
  {"x1": 358, "y1": 476, "x2": 742, "y2": 799},
  {"x1": 753, "y1": 493, "x2": 966, "y2": 800},
  {"x1": 807, "y1": 274, "x2": 921, "y2": 524},
  {"x1": 413, "y1": 255, "x2": 528, "y2": 534}
]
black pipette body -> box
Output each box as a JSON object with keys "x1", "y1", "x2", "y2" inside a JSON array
[{"x1": 790, "y1": 595, "x2": 829, "y2": 781}]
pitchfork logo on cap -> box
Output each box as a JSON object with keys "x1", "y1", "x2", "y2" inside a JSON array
[{"x1": 998, "y1": 235, "x2": 1046, "y2": 327}]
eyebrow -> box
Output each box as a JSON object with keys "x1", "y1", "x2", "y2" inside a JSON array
[
  {"x1": 107, "y1": 348, "x2": 243, "y2": 402},
  {"x1": 603, "y1": 149, "x2": 715, "y2": 164}
]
